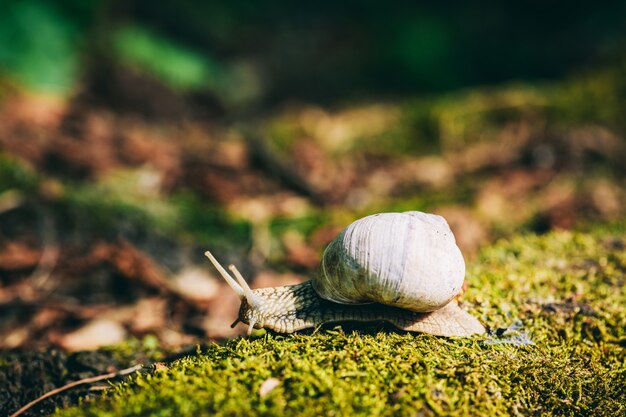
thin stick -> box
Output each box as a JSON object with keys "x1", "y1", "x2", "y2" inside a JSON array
[
  {"x1": 31, "y1": 208, "x2": 59, "y2": 289},
  {"x1": 9, "y1": 364, "x2": 143, "y2": 417}
]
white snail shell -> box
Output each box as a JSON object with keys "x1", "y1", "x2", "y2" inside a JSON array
[{"x1": 315, "y1": 212, "x2": 465, "y2": 311}]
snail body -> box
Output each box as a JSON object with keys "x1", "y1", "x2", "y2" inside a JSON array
[{"x1": 205, "y1": 212, "x2": 485, "y2": 337}]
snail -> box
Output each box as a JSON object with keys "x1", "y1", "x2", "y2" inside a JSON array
[{"x1": 205, "y1": 211, "x2": 486, "y2": 337}]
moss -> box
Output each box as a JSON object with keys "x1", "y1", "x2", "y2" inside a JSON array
[
  {"x1": 0, "y1": 153, "x2": 39, "y2": 193},
  {"x1": 269, "y1": 213, "x2": 328, "y2": 241},
  {"x1": 170, "y1": 193, "x2": 251, "y2": 249},
  {"x1": 548, "y1": 63, "x2": 626, "y2": 130},
  {"x1": 99, "y1": 336, "x2": 169, "y2": 365},
  {"x1": 54, "y1": 227, "x2": 625, "y2": 416}
]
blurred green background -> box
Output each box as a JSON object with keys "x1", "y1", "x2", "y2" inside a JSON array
[{"x1": 2, "y1": 0, "x2": 626, "y2": 101}]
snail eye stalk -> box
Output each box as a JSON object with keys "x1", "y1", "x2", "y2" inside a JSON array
[
  {"x1": 228, "y1": 264, "x2": 262, "y2": 309},
  {"x1": 204, "y1": 251, "x2": 244, "y2": 299}
]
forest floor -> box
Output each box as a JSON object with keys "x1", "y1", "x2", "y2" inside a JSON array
[
  {"x1": 2, "y1": 61, "x2": 626, "y2": 416},
  {"x1": 46, "y1": 225, "x2": 626, "y2": 416}
]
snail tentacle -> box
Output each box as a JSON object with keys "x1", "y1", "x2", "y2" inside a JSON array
[
  {"x1": 228, "y1": 264, "x2": 263, "y2": 308},
  {"x1": 204, "y1": 251, "x2": 244, "y2": 299}
]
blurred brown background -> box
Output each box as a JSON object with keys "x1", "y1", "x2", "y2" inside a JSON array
[{"x1": 1, "y1": 0, "x2": 626, "y2": 351}]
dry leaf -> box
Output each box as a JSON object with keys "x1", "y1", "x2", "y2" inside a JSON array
[
  {"x1": 172, "y1": 267, "x2": 220, "y2": 302},
  {"x1": 130, "y1": 297, "x2": 168, "y2": 332},
  {"x1": 57, "y1": 319, "x2": 126, "y2": 351},
  {"x1": 436, "y1": 206, "x2": 490, "y2": 257},
  {"x1": 0, "y1": 242, "x2": 41, "y2": 270},
  {"x1": 282, "y1": 230, "x2": 320, "y2": 269}
]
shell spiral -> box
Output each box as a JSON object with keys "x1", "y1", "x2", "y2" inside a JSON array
[{"x1": 314, "y1": 211, "x2": 465, "y2": 312}]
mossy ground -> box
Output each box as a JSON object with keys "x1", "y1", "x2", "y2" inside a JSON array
[{"x1": 54, "y1": 227, "x2": 626, "y2": 416}]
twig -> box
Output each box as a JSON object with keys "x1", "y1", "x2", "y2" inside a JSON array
[
  {"x1": 31, "y1": 207, "x2": 59, "y2": 289},
  {"x1": 8, "y1": 364, "x2": 143, "y2": 417},
  {"x1": 88, "y1": 385, "x2": 110, "y2": 391}
]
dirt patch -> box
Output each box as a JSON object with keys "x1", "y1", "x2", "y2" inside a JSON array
[{"x1": 0, "y1": 349, "x2": 131, "y2": 417}]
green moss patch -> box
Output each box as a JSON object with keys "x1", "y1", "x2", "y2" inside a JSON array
[{"x1": 55, "y1": 229, "x2": 625, "y2": 416}]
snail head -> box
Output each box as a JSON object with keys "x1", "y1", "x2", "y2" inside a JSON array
[{"x1": 204, "y1": 251, "x2": 265, "y2": 335}]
